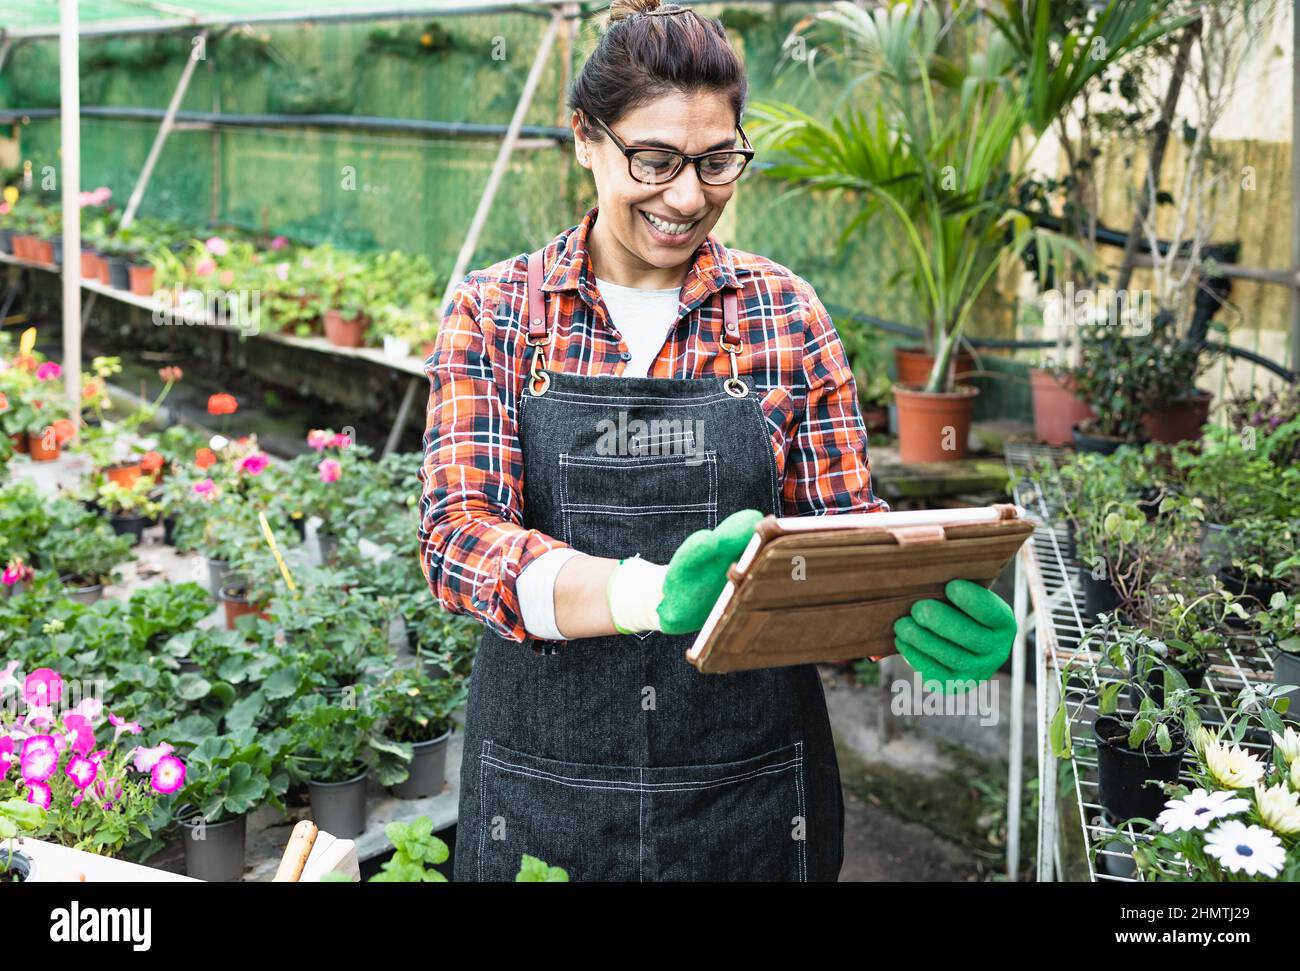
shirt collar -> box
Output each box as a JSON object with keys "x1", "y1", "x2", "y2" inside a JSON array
[{"x1": 540, "y1": 204, "x2": 740, "y2": 305}]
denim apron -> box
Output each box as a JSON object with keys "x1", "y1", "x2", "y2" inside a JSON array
[{"x1": 451, "y1": 248, "x2": 844, "y2": 882}]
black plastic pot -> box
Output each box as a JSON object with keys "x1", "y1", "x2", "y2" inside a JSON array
[
  {"x1": 308, "y1": 767, "x2": 369, "y2": 839},
  {"x1": 1072, "y1": 424, "x2": 1134, "y2": 455},
  {"x1": 1081, "y1": 569, "x2": 1123, "y2": 620},
  {"x1": 1217, "y1": 566, "x2": 1288, "y2": 608},
  {"x1": 0, "y1": 849, "x2": 32, "y2": 882},
  {"x1": 291, "y1": 516, "x2": 306, "y2": 542},
  {"x1": 1093, "y1": 715, "x2": 1187, "y2": 823},
  {"x1": 108, "y1": 511, "x2": 147, "y2": 545},
  {"x1": 0, "y1": 228, "x2": 12, "y2": 255},
  {"x1": 180, "y1": 812, "x2": 247, "y2": 882},
  {"x1": 162, "y1": 514, "x2": 178, "y2": 546},
  {"x1": 1127, "y1": 660, "x2": 1208, "y2": 710},
  {"x1": 105, "y1": 255, "x2": 132, "y2": 290},
  {"x1": 51, "y1": 234, "x2": 63, "y2": 266},
  {"x1": 389, "y1": 728, "x2": 452, "y2": 799},
  {"x1": 59, "y1": 574, "x2": 104, "y2": 606}
]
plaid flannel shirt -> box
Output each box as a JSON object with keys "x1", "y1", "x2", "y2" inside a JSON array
[{"x1": 418, "y1": 205, "x2": 889, "y2": 644}]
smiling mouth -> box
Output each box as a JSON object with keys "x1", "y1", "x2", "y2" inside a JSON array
[{"x1": 640, "y1": 210, "x2": 700, "y2": 237}]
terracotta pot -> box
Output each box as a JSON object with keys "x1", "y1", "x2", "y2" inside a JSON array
[
  {"x1": 9, "y1": 432, "x2": 27, "y2": 454},
  {"x1": 862, "y1": 406, "x2": 890, "y2": 434},
  {"x1": 1029, "y1": 368, "x2": 1095, "y2": 447},
  {"x1": 893, "y1": 345, "x2": 976, "y2": 388},
  {"x1": 219, "y1": 585, "x2": 270, "y2": 630},
  {"x1": 30, "y1": 239, "x2": 54, "y2": 266},
  {"x1": 323, "y1": 309, "x2": 367, "y2": 348},
  {"x1": 128, "y1": 264, "x2": 155, "y2": 296},
  {"x1": 892, "y1": 383, "x2": 980, "y2": 463},
  {"x1": 80, "y1": 249, "x2": 100, "y2": 279},
  {"x1": 97, "y1": 255, "x2": 112, "y2": 286},
  {"x1": 12, "y1": 235, "x2": 32, "y2": 260},
  {"x1": 1141, "y1": 391, "x2": 1213, "y2": 445},
  {"x1": 102, "y1": 461, "x2": 143, "y2": 489},
  {"x1": 27, "y1": 428, "x2": 60, "y2": 461}
]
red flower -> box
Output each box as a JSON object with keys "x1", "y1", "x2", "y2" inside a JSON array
[
  {"x1": 207, "y1": 393, "x2": 238, "y2": 416},
  {"x1": 195, "y1": 447, "x2": 216, "y2": 470},
  {"x1": 0, "y1": 391, "x2": 7, "y2": 412},
  {"x1": 140, "y1": 450, "x2": 164, "y2": 473},
  {"x1": 158, "y1": 366, "x2": 183, "y2": 384},
  {"x1": 82, "y1": 379, "x2": 101, "y2": 401}
]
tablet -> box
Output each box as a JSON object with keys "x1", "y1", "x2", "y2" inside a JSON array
[{"x1": 686, "y1": 504, "x2": 1034, "y2": 674}]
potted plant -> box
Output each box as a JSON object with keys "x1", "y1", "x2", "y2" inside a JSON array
[
  {"x1": 751, "y1": 0, "x2": 1173, "y2": 462},
  {"x1": 1258, "y1": 592, "x2": 1300, "y2": 720},
  {"x1": 40, "y1": 517, "x2": 136, "y2": 605},
  {"x1": 284, "y1": 693, "x2": 409, "y2": 839},
  {"x1": 95, "y1": 476, "x2": 162, "y2": 545},
  {"x1": 320, "y1": 252, "x2": 375, "y2": 348},
  {"x1": 173, "y1": 729, "x2": 289, "y2": 882},
  {"x1": 375, "y1": 665, "x2": 464, "y2": 799}
]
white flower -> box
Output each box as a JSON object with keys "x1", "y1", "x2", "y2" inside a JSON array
[
  {"x1": 209, "y1": 434, "x2": 229, "y2": 451},
  {"x1": 1290, "y1": 758, "x2": 1300, "y2": 794},
  {"x1": 1273, "y1": 726, "x2": 1300, "y2": 764},
  {"x1": 1156, "y1": 788, "x2": 1250, "y2": 833},
  {"x1": 1205, "y1": 740, "x2": 1266, "y2": 789},
  {"x1": 1255, "y1": 783, "x2": 1300, "y2": 835},
  {"x1": 1203, "y1": 820, "x2": 1287, "y2": 878},
  {"x1": 1193, "y1": 724, "x2": 1220, "y2": 758}
]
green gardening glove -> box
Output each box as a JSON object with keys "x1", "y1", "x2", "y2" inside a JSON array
[
  {"x1": 893, "y1": 579, "x2": 1016, "y2": 695},
  {"x1": 657, "y1": 508, "x2": 764, "y2": 635}
]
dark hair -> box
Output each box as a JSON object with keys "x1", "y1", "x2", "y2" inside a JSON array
[{"x1": 568, "y1": 0, "x2": 747, "y2": 140}]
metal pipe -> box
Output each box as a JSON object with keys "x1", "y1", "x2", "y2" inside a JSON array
[{"x1": 58, "y1": 0, "x2": 81, "y2": 418}]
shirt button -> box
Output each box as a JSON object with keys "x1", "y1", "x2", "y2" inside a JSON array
[{"x1": 619, "y1": 351, "x2": 631, "y2": 361}]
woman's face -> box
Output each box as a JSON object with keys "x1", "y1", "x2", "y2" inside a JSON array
[{"x1": 574, "y1": 89, "x2": 740, "y2": 282}]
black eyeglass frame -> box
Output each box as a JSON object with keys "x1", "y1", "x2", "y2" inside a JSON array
[{"x1": 584, "y1": 112, "x2": 755, "y2": 186}]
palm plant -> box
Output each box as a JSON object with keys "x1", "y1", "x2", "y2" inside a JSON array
[{"x1": 748, "y1": 0, "x2": 1183, "y2": 394}]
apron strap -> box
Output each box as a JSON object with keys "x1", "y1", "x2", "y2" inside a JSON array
[{"x1": 523, "y1": 247, "x2": 743, "y2": 393}]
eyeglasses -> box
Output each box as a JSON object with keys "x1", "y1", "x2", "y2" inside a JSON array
[{"x1": 586, "y1": 112, "x2": 755, "y2": 187}]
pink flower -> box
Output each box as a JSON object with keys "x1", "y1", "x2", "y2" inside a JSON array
[
  {"x1": 239, "y1": 452, "x2": 269, "y2": 475},
  {"x1": 36, "y1": 361, "x2": 62, "y2": 381},
  {"x1": 192, "y1": 478, "x2": 215, "y2": 496},
  {"x1": 20, "y1": 735, "x2": 58, "y2": 782},
  {"x1": 62, "y1": 713, "x2": 96, "y2": 756},
  {"x1": 2, "y1": 560, "x2": 32, "y2": 585},
  {"x1": 205, "y1": 236, "x2": 229, "y2": 257},
  {"x1": 92, "y1": 186, "x2": 112, "y2": 205},
  {"x1": 150, "y1": 755, "x2": 186, "y2": 794},
  {"x1": 26, "y1": 780, "x2": 52, "y2": 809},
  {"x1": 219, "y1": 270, "x2": 235, "y2": 287},
  {"x1": 66, "y1": 755, "x2": 98, "y2": 789},
  {"x1": 0, "y1": 736, "x2": 14, "y2": 777},
  {"x1": 329, "y1": 433, "x2": 351, "y2": 449},
  {"x1": 132, "y1": 741, "x2": 173, "y2": 774},
  {"x1": 195, "y1": 258, "x2": 216, "y2": 277},
  {"x1": 270, "y1": 236, "x2": 288, "y2": 251},
  {"x1": 94, "y1": 775, "x2": 123, "y2": 807},
  {"x1": 318, "y1": 458, "x2": 341, "y2": 483},
  {"x1": 306, "y1": 428, "x2": 329, "y2": 451},
  {"x1": 0, "y1": 201, "x2": 9, "y2": 216},
  {"x1": 71, "y1": 697, "x2": 103, "y2": 723},
  {"x1": 24, "y1": 668, "x2": 62, "y2": 708},
  {"x1": 275, "y1": 261, "x2": 289, "y2": 282},
  {"x1": 108, "y1": 712, "x2": 141, "y2": 743}
]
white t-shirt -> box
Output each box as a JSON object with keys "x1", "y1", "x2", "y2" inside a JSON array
[{"x1": 516, "y1": 277, "x2": 683, "y2": 641}]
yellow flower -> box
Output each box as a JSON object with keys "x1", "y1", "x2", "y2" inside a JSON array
[
  {"x1": 3, "y1": 185, "x2": 17, "y2": 205},
  {"x1": 420, "y1": 32, "x2": 434, "y2": 46},
  {"x1": 1255, "y1": 783, "x2": 1300, "y2": 835},
  {"x1": 1274, "y1": 726, "x2": 1300, "y2": 763},
  {"x1": 1205, "y1": 740, "x2": 1266, "y2": 789}
]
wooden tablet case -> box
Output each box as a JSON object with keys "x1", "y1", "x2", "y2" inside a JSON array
[{"x1": 686, "y1": 504, "x2": 1034, "y2": 674}]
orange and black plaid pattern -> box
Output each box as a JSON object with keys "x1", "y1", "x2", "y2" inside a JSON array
[{"x1": 418, "y1": 205, "x2": 890, "y2": 643}]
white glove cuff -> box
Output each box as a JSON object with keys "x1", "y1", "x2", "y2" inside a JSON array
[{"x1": 607, "y1": 555, "x2": 668, "y2": 634}]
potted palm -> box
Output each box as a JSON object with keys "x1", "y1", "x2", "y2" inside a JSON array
[{"x1": 750, "y1": 0, "x2": 1178, "y2": 461}]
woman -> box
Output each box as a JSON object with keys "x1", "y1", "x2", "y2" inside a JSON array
[{"x1": 418, "y1": 0, "x2": 1016, "y2": 882}]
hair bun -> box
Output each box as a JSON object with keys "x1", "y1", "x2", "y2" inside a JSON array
[{"x1": 607, "y1": 0, "x2": 690, "y2": 26}]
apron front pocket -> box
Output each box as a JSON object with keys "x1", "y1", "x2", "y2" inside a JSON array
[
  {"x1": 641, "y1": 741, "x2": 807, "y2": 882},
  {"x1": 558, "y1": 450, "x2": 719, "y2": 560},
  {"x1": 475, "y1": 740, "x2": 642, "y2": 882}
]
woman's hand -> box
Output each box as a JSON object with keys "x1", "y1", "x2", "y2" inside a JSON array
[
  {"x1": 656, "y1": 509, "x2": 763, "y2": 635},
  {"x1": 892, "y1": 580, "x2": 1017, "y2": 694}
]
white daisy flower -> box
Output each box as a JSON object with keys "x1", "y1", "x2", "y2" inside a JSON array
[
  {"x1": 1194, "y1": 724, "x2": 1220, "y2": 757},
  {"x1": 209, "y1": 434, "x2": 229, "y2": 451},
  {"x1": 1292, "y1": 758, "x2": 1300, "y2": 794},
  {"x1": 1156, "y1": 788, "x2": 1250, "y2": 833},
  {"x1": 1205, "y1": 740, "x2": 1266, "y2": 789},
  {"x1": 1203, "y1": 820, "x2": 1287, "y2": 878},
  {"x1": 1274, "y1": 726, "x2": 1300, "y2": 764},
  {"x1": 1255, "y1": 783, "x2": 1300, "y2": 835}
]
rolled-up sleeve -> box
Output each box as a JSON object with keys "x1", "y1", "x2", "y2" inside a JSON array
[
  {"x1": 784, "y1": 289, "x2": 891, "y2": 516},
  {"x1": 417, "y1": 275, "x2": 574, "y2": 643}
]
